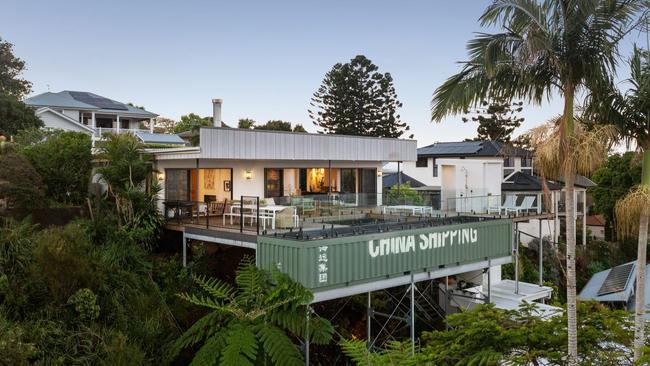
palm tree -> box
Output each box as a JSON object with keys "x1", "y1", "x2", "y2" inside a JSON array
[
  {"x1": 430, "y1": 1, "x2": 642, "y2": 363},
  {"x1": 586, "y1": 46, "x2": 650, "y2": 362},
  {"x1": 170, "y1": 259, "x2": 334, "y2": 366}
]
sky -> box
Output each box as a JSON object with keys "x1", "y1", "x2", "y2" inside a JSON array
[{"x1": 2, "y1": 0, "x2": 647, "y2": 146}]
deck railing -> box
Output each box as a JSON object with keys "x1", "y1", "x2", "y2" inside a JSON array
[{"x1": 94, "y1": 127, "x2": 152, "y2": 138}]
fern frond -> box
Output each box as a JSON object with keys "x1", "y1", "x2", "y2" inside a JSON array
[
  {"x1": 235, "y1": 261, "x2": 269, "y2": 306},
  {"x1": 340, "y1": 339, "x2": 375, "y2": 366},
  {"x1": 257, "y1": 324, "x2": 303, "y2": 366},
  {"x1": 268, "y1": 307, "x2": 306, "y2": 335},
  {"x1": 308, "y1": 316, "x2": 335, "y2": 345},
  {"x1": 193, "y1": 275, "x2": 237, "y2": 301},
  {"x1": 168, "y1": 311, "x2": 223, "y2": 361},
  {"x1": 220, "y1": 323, "x2": 258, "y2": 366},
  {"x1": 188, "y1": 333, "x2": 226, "y2": 366}
]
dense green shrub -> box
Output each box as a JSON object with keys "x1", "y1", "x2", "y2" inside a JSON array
[{"x1": 21, "y1": 130, "x2": 92, "y2": 205}]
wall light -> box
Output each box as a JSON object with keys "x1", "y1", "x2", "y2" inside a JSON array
[
  {"x1": 245, "y1": 169, "x2": 253, "y2": 180},
  {"x1": 377, "y1": 170, "x2": 383, "y2": 177},
  {"x1": 157, "y1": 171, "x2": 165, "y2": 181}
]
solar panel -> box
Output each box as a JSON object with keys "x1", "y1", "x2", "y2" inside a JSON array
[
  {"x1": 597, "y1": 262, "x2": 635, "y2": 296},
  {"x1": 68, "y1": 91, "x2": 128, "y2": 110}
]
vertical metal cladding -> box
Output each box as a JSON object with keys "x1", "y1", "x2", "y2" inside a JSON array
[{"x1": 257, "y1": 219, "x2": 513, "y2": 291}]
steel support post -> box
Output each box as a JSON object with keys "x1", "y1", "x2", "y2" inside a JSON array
[
  {"x1": 182, "y1": 234, "x2": 187, "y2": 267},
  {"x1": 515, "y1": 222, "x2": 520, "y2": 294},
  {"x1": 410, "y1": 274, "x2": 415, "y2": 355},
  {"x1": 487, "y1": 259, "x2": 491, "y2": 303},
  {"x1": 444, "y1": 276, "x2": 449, "y2": 331},
  {"x1": 367, "y1": 291, "x2": 372, "y2": 350},
  {"x1": 582, "y1": 191, "x2": 587, "y2": 246}
]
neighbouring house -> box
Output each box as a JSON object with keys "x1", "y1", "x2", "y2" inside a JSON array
[
  {"x1": 24, "y1": 90, "x2": 164, "y2": 140},
  {"x1": 586, "y1": 214, "x2": 606, "y2": 241},
  {"x1": 580, "y1": 261, "x2": 650, "y2": 317},
  {"x1": 400, "y1": 140, "x2": 596, "y2": 244}
]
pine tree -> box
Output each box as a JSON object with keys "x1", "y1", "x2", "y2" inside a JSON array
[
  {"x1": 461, "y1": 99, "x2": 524, "y2": 142},
  {"x1": 309, "y1": 55, "x2": 412, "y2": 138}
]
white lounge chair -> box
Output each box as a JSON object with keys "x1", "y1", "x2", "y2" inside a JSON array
[
  {"x1": 488, "y1": 195, "x2": 516, "y2": 214},
  {"x1": 505, "y1": 196, "x2": 536, "y2": 216}
]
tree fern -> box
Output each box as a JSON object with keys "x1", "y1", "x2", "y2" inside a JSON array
[{"x1": 171, "y1": 259, "x2": 334, "y2": 365}]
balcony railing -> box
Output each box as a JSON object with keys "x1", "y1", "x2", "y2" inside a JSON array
[
  {"x1": 161, "y1": 192, "x2": 445, "y2": 235},
  {"x1": 445, "y1": 193, "x2": 547, "y2": 216},
  {"x1": 94, "y1": 127, "x2": 152, "y2": 137}
]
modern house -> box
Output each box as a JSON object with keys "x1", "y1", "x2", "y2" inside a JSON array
[
  {"x1": 23, "y1": 91, "x2": 182, "y2": 144},
  {"x1": 400, "y1": 140, "x2": 595, "y2": 244},
  {"x1": 153, "y1": 99, "x2": 555, "y2": 341}
]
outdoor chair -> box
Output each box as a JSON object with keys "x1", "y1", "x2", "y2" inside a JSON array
[
  {"x1": 488, "y1": 195, "x2": 516, "y2": 215},
  {"x1": 505, "y1": 196, "x2": 536, "y2": 216}
]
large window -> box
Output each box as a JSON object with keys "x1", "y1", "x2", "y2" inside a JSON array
[
  {"x1": 264, "y1": 168, "x2": 284, "y2": 198},
  {"x1": 340, "y1": 169, "x2": 357, "y2": 193},
  {"x1": 416, "y1": 156, "x2": 428, "y2": 168},
  {"x1": 165, "y1": 169, "x2": 190, "y2": 201}
]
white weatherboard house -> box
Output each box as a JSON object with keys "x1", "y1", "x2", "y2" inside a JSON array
[{"x1": 24, "y1": 90, "x2": 184, "y2": 145}]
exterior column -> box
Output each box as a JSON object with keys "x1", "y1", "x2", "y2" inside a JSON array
[
  {"x1": 539, "y1": 219, "x2": 543, "y2": 286},
  {"x1": 116, "y1": 115, "x2": 121, "y2": 133},
  {"x1": 182, "y1": 234, "x2": 187, "y2": 267},
  {"x1": 150, "y1": 117, "x2": 154, "y2": 133},
  {"x1": 91, "y1": 112, "x2": 96, "y2": 128},
  {"x1": 514, "y1": 222, "x2": 520, "y2": 294},
  {"x1": 582, "y1": 191, "x2": 587, "y2": 246},
  {"x1": 554, "y1": 191, "x2": 559, "y2": 245},
  {"x1": 397, "y1": 161, "x2": 402, "y2": 201}
]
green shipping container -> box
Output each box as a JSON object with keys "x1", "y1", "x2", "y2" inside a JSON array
[{"x1": 257, "y1": 218, "x2": 513, "y2": 291}]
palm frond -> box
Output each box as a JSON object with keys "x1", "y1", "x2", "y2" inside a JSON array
[{"x1": 615, "y1": 185, "x2": 650, "y2": 238}]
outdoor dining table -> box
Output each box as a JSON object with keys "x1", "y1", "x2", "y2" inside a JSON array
[
  {"x1": 382, "y1": 205, "x2": 434, "y2": 216},
  {"x1": 224, "y1": 204, "x2": 295, "y2": 230}
]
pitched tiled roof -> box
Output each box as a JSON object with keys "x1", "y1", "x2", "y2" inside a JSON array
[
  {"x1": 586, "y1": 215, "x2": 606, "y2": 226},
  {"x1": 382, "y1": 172, "x2": 425, "y2": 188},
  {"x1": 417, "y1": 140, "x2": 531, "y2": 158}
]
